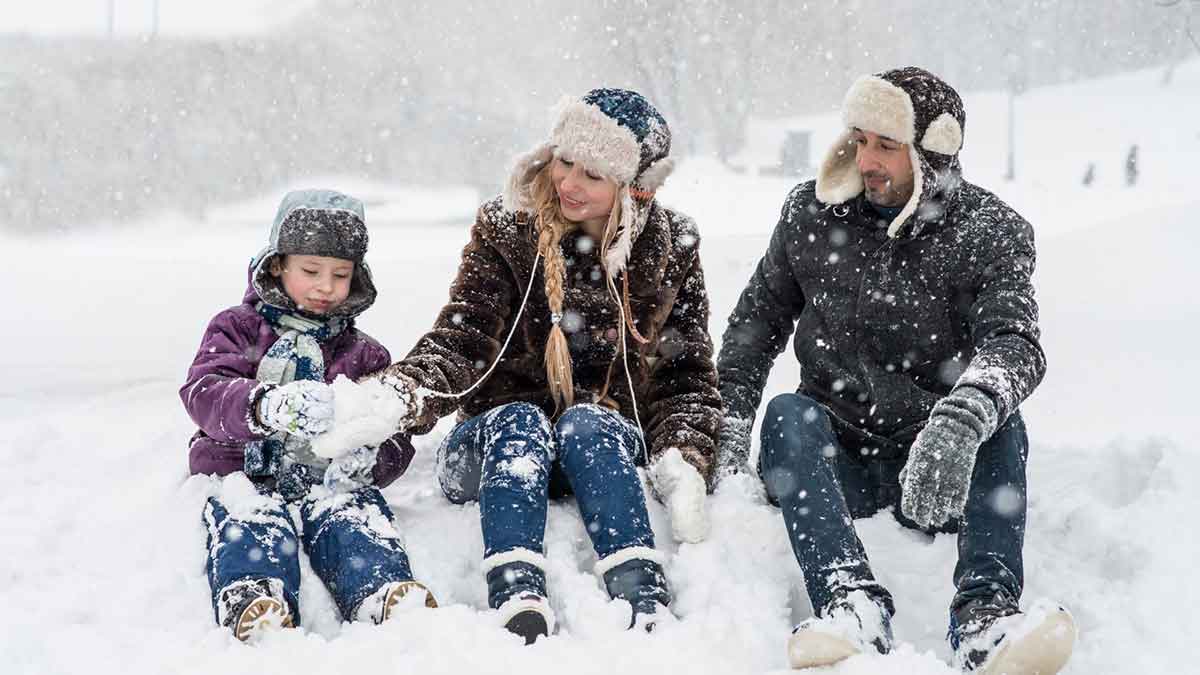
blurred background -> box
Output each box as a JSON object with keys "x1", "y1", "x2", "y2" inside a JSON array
[{"x1": 1, "y1": 0, "x2": 1196, "y2": 233}]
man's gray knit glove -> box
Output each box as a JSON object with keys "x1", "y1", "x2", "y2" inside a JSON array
[
  {"x1": 900, "y1": 386, "x2": 999, "y2": 528},
  {"x1": 257, "y1": 380, "x2": 335, "y2": 439},
  {"x1": 715, "y1": 415, "x2": 754, "y2": 482}
]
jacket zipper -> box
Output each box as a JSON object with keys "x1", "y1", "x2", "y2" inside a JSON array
[{"x1": 849, "y1": 236, "x2": 898, "y2": 420}]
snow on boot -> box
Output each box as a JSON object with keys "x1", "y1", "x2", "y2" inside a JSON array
[
  {"x1": 483, "y1": 550, "x2": 554, "y2": 645},
  {"x1": 596, "y1": 548, "x2": 672, "y2": 632},
  {"x1": 496, "y1": 593, "x2": 556, "y2": 645},
  {"x1": 217, "y1": 578, "x2": 293, "y2": 642},
  {"x1": 632, "y1": 602, "x2": 676, "y2": 634},
  {"x1": 787, "y1": 589, "x2": 893, "y2": 669},
  {"x1": 356, "y1": 580, "x2": 438, "y2": 624},
  {"x1": 951, "y1": 598, "x2": 1076, "y2": 675}
]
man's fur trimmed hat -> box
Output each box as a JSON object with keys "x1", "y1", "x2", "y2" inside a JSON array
[
  {"x1": 816, "y1": 67, "x2": 967, "y2": 237},
  {"x1": 503, "y1": 88, "x2": 675, "y2": 276}
]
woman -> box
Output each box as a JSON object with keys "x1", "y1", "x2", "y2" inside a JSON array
[{"x1": 378, "y1": 88, "x2": 721, "y2": 643}]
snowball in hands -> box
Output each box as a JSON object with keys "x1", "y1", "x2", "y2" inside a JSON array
[
  {"x1": 323, "y1": 445, "x2": 378, "y2": 492},
  {"x1": 310, "y1": 375, "x2": 408, "y2": 459},
  {"x1": 650, "y1": 447, "x2": 710, "y2": 544},
  {"x1": 900, "y1": 386, "x2": 999, "y2": 528},
  {"x1": 258, "y1": 380, "x2": 335, "y2": 438}
]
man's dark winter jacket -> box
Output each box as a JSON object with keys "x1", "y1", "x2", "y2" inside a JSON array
[{"x1": 717, "y1": 178, "x2": 1045, "y2": 469}]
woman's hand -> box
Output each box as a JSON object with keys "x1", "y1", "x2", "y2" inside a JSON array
[
  {"x1": 378, "y1": 372, "x2": 425, "y2": 431},
  {"x1": 650, "y1": 447, "x2": 710, "y2": 544}
]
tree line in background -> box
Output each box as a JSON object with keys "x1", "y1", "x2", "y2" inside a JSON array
[{"x1": 0, "y1": 0, "x2": 1192, "y2": 232}]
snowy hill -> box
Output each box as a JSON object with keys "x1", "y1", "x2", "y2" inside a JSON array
[{"x1": 2, "y1": 62, "x2": 1197, "y2": 674}]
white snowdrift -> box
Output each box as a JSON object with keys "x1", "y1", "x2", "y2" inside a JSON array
[{"x1": 1, "y1": 61, "x2": 1198, "y2": 675}]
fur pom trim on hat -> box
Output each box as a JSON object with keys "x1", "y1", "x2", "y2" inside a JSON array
[
  {"x1": 920, "y1": 111, "x2": 964, "y2": 155},
  {"x1": 841, "y1": 75, "x2": 916, "y2": 144},
  {"x1": 551, "y1": 98, "x2": 643, "y2": 185}
]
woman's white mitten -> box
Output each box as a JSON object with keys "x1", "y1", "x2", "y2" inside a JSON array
[{"x1": 650, "y1": 447, "x2": 710, "y2": 544}]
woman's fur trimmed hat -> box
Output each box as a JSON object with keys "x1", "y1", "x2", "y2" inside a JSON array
[{"x1": 503, "y1": 88, "x2": 675, "y2": 276}]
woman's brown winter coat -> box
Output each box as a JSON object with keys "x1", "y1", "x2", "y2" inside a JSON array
[{"x1": 383, "y1": 196, "x2": 722, "y2": 486}]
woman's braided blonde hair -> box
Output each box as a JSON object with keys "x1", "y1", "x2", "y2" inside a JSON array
[{"x1": 529, "y1": 163, "x2": 624, "y2": 412}]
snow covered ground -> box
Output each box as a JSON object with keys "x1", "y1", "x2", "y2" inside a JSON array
[{"x1": 2, "y1": 63, "x2": 1197, "y2": 674}]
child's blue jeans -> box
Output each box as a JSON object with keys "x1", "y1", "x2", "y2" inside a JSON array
[{"x1": 203, "y1": 483, "x2": 415, "y2": 625}]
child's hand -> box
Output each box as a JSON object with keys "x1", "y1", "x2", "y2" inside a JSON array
[
  {"x1": 323, "y1": 446, "x2": 378, "y2": 492},
  {"x1": 257, "y1": 380, "x2": 335, "y2": 438}
]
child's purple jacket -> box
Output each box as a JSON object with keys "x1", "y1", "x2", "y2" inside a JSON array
[{"x1": 180, "y1": 283, "x2": 414, "y2": 487}]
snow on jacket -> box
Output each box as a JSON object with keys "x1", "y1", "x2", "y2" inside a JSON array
[
  {"x1": 180, "y1": 282, "x2": 415, "y2": 487},
  {"x1": 382, "y1": 196, "x2": 723, "y2": 487},
  {"x1": 717, "y1": 179, "x2": 1046, "y2": 470}
]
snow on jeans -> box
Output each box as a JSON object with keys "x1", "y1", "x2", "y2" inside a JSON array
[
  {"x1": 758, "y1": 393, "x2": 1027, "y2": 619},
  {"x1": 203, "y1": 484, "x2": 416, "y2": 625},
  {"x1": 437, "y1": 402, "x2": 657, "y2": 608}
]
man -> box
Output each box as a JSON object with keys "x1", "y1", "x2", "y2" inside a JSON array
[{"x1": 716, "y1": 67, "x2": 1076, "y2": 673}]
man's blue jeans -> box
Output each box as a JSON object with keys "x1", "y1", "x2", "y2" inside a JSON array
[{"x1": 758, "y1": 393, "x2": 1027, "y2": 618}]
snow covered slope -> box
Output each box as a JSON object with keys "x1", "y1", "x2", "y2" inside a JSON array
[{"x1": 1, "y1": 63, "x2": 1196, "y2": 674}]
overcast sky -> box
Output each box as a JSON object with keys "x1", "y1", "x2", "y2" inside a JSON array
[{"x1": 0, "y1": 0, "x2": 319, "y2": 37}]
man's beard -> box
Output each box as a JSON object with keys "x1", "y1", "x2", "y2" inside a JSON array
[{"x1": 863, "y1": 171, "x2": 912, "y2": 207}]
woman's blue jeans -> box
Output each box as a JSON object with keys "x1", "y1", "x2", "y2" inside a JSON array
[{"x1": 437, "y1": 402, "x2": 656, "y2": 607}]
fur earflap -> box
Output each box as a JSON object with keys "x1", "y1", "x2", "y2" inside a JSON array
[
  {"x1": 635, "y1": 156, "x2": 675, "y2": 192},
  {"x1": 815, "y1": 130, "x2": 864, "y2": 205},
  {"x1": 841, "y1": 75, "x2": 916, "y2": 144},
  {"x1": 604, "y1": 185, "x2": 638, "y2": 277},
  {"x1": 503, "y1": 142, "x2": 554, "y2": 214},
  {"x1": 887, "y1": 144, "x2": 925, "y2": 237},
  {"x1": 920, "y1": 111, "x2": 963, "y2": 155}
]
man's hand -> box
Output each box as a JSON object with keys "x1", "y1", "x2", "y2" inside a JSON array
[
  {"x1": 900, "y1": 386, "x2": 999, "y2": 528},
  {"x1": 714, "y1": 415, "x2": 754, "y2": 482}
]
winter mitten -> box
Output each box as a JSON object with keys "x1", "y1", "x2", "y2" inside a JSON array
[
  {"x1": 900, "y1": 386, "x2": 999, "y2": 528},
  {"x1": 377, "y1": 372, "x2": 425, "y2": 431},
  {"x1": 649, "y1": 447, "x2": 710, "y2": 544},
  {"x1": 714, "y1": 416, "x2": 754, "y2": 481},
  {"x1": 322, "y1": 445, "x2": 379, "y2": 493},
  {"x1": 257, "y1": 380, "x2": 335, "y2": 438}
]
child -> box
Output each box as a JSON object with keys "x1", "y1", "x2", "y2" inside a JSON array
[{"x1": 180, "y1": 189, "x2": 435, "y2": 641}]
